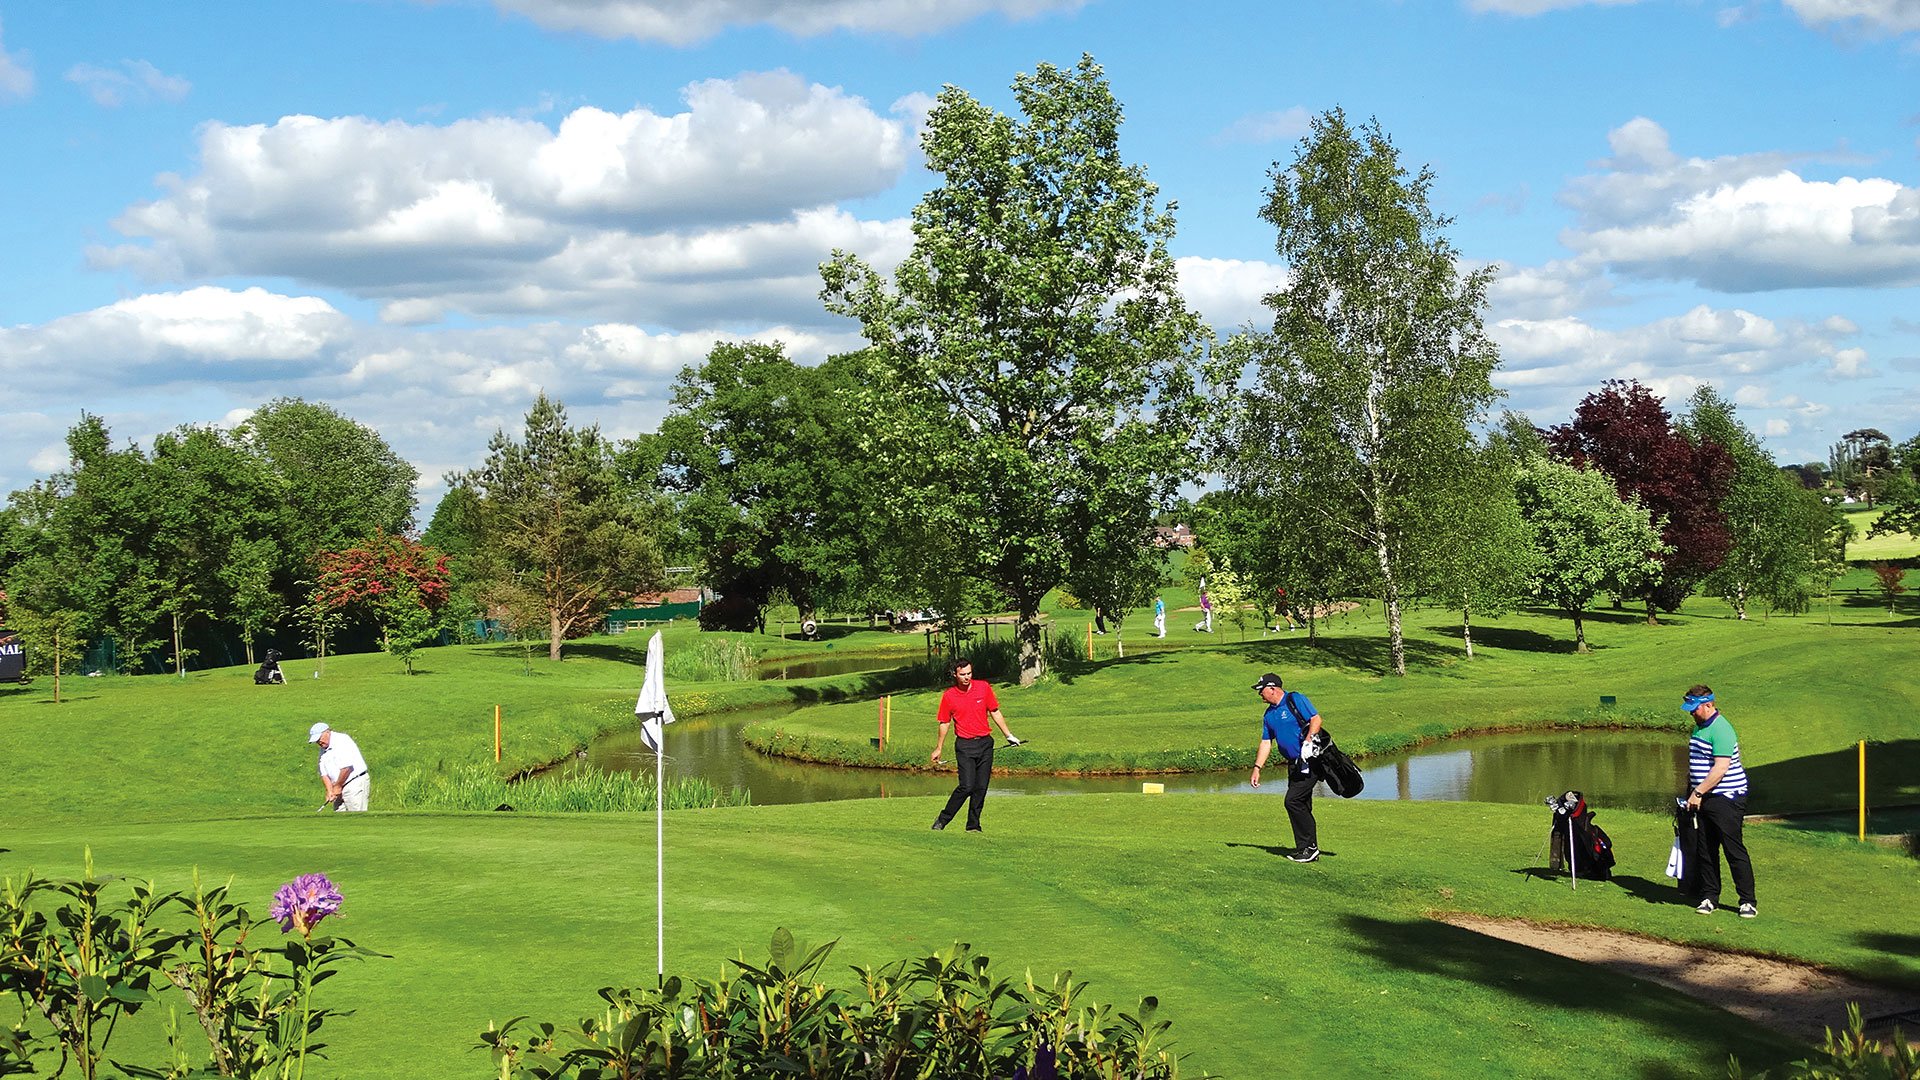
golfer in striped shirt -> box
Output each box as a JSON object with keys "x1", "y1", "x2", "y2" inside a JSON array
[{"x1": 1683, "y1": 685, "x2": 1756, "y2": 918}]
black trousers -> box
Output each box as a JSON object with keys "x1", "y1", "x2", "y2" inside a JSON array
[
  {"x1": 1697, "y1": 793, "x2": 1755, "y2": 905},
  {"x1": 1285, "y1": 767, "x2": 1318, "y2": 850},
  {"x1": 936, "y1": 736, "x2": 995, "y2": 830}
]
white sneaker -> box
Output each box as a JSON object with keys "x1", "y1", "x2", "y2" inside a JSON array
[
  {"x1": 1695, "y1": 898, "x2": 1717, "y2": 915},
  {"x1": 1738, "y1": 902, "x2": 1757, "y2": 919}
]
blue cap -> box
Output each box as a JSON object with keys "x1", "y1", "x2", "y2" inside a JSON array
[{"x1": 1682, "y1": 693, "x2": 1714, "y2": 714}]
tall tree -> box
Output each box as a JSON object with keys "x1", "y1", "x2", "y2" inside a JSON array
[
  {"x1": 457, "y1": 394, "x2": 664, "y2": 661},
  {"x1": 1547, "y1": 380, "x2": 1734, "y2": 621},
  {"x1": 238, "y1": 398, "x2": 418, "y2": 567},
  {"x1": 1515, "y1": 457, "x2": 1666, "y2": 653},
  {"x1": 146, "y1": 425, "x2": 285, "y2": 675},
  {"x1": 1223, "y1": 108, "x2": 1502, "y2": 676},
  {"x1": 657, "y1": 344, "x2": 890, "y2": 630},
  {"x1": 821, "y1": 56, "x2": 1212, "y2": 685},
  {"x1": 1683, "y1": 387, "x2": 1844, "y2": 619},
  {"x1": 2, "y1": 416, "x2": 165, "y2": 671}
]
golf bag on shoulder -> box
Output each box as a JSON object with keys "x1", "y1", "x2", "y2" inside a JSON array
[
  {"x1": 1545, "y1": 790, "x2": 1614, "y2": 882},
  {"x1": 1304, "y1": 729, "x2": 1365, "y2": 798}
]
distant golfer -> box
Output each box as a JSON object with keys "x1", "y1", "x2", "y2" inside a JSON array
[
  {"x1": 929, "y1": 659, "x2": 1021, "y2": 832},
  {"x1": 1153, "y1": 596, "x2": 1166, "y2": 638},
  {"x1": 1683, "y1": 686, "x2": 1756, "y2": 917},
  {"x1": 309, "y1": 722, "x2": 370, "y2": 812},
  {"x1": 1249, "y1": 672, "x2": 1323, "y2": 862}
]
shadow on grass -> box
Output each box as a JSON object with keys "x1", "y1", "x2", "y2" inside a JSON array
[
  {"x1": 1745, "y1": 740, "x2": 1920, "y2": 815},
  {"x1": 1856, "y1": 931, "x2": 1920, "y2": 956},
  {"x1": 1341, "y1": 914, "x2": 1801, "y2": 1076},
  {"x1": 1426, "y1": 624, "x2": 1564, "y2": 654}
]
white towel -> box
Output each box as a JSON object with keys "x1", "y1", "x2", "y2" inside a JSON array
[{"x1": 1664, "y1": 837, "x2": 1685, "y2": 880}]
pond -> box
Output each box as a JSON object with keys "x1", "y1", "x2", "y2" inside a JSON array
[{"x1": 587, "y1": 702, "x2": 1690, "y2": 813}]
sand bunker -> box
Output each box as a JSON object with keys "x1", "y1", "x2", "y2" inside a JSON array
[{"x1": 1438, "y1": 913, "x2": 1920, "y2": 1046}]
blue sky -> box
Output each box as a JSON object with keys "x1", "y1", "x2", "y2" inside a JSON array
[{"x1": 2, "y1": 0, "x2": 1916, "y2": 508}]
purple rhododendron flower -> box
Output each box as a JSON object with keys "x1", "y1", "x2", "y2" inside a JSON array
[{"x1": 270, "y1": 873, "x2": 343, "y2": 937}]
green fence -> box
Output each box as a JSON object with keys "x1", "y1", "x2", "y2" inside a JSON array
[{"x1": 607, "y1": 602, "x2": 701, "y2": 632}]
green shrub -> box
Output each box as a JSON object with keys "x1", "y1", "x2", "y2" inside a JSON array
[
  {"x1": 479, "y1": 928, "x2": 1210, "y2": 1079},
  {"x1": 1728, "y1": 1002, "x2": 1915, "y2": 1079}
]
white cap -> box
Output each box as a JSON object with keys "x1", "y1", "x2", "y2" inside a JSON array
[{"x1": 307, "y1": 722, "x2": 330, "y2": 743}]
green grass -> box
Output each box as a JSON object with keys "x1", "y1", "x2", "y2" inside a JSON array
[
  {"x1": 7, "y1": 796, "x2": 1914, "y2": 1078},
  {"x1": 1843, "y1": 506, "x2": 1920, "y2": 561}
]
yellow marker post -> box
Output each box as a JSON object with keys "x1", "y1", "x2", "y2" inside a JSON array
[
  {"x1": 1086, "y1": 621, "x2": 1094, "y2": 660},
  {"x1": 1858, "y1": 739, "x2": 1866, "y2": 842},
  {"x1": 494, "y1": 705, "x2": 502, "y2": 762},
  {"x1": 1142, "y1": 782, "x2": 1165, "y2": 795},
  {"x1": 885, "y1": 695, "x2": 892, "y2": 744}
]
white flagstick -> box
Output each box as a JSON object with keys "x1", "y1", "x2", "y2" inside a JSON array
[
  {"x1": 634, "y1": 631, "x2": 675, "y2": 984},
  {"x1": 656, "y1": 719, "x2": 665, "y2": 981}
]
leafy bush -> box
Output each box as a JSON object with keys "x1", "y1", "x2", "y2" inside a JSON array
[
  {"x1": 387, "y1": 763, "x2": 749, "y2": 813},
  {"x1": 0, "y1": 859, "x2": 377, "y2": 1078},
  {"x1": 479, "y1": 928, "x2": 1210, "y2": 1079},
  {"x1": 1728, "y1": 1002, "x2": 1915, "y2": 1079}
]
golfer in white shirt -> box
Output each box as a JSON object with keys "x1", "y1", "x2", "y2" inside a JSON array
[{"x1": 309, "y1": 722, "x2": 370, "y2": 812}]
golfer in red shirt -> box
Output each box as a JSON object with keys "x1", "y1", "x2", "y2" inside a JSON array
[{"x1": 929, "y1": 659, "x2": 1022, "y2": 832}]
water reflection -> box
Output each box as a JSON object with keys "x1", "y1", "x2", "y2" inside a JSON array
[{"x1": 589, "y1": 707, "x2": 1688, "y2": 812}]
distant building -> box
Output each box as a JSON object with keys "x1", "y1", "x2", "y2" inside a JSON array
[{"x1": 1152, "y1": 524, "x2": 1195, "y2": 548}]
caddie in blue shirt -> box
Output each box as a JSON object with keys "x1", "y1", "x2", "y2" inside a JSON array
[
  {"x1": 1683, "y1": 684, "x2": 1756, "y2": 918},
  {"x1": 1249, "y1": 672, "x2": 1324, "y2": 863}
]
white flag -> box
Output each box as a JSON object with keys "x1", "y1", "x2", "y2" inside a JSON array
[{"x1": 635, "y1": 631, "x2": 676, "y2": 753}]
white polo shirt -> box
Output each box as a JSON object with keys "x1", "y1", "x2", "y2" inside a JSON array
[{"x1": 318, "y1": 731, "x2": 368, "y2": 784}]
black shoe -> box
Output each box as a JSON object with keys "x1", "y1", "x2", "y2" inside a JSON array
[
  {"x1": 1286, "y1": 846, "x2": 1320, "y2": 863},
  {"x1": 965, "y1": 825, "x2": 983, "y2": 832},
  {"x1": 931, "y1": 820, "x2": 948, "y2": 831}
]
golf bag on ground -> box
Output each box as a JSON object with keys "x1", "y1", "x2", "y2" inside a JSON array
[
  {"x1": 1667, "y1": 798, "x2": 1705, "y2": 897},
  {"x1": 1305, "y1": 730, "x2": 1365, "y2": 798},
  {"x1": 1545, "y1": 790, "x2": 1615, "y2": 882},
  {"x1": 254, "y1": 649, "x2": 286, "y2": 685}
]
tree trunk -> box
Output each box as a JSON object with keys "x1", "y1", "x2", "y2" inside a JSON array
[
  {"x1": 1016, "y1": 607, "x2": 1043, "y2": 687},
  {"x1": 1644, "y1": 593, "x2": 1659, "y2": 626},
  {"x1": 242, "y1": 632, "x2": 255, "y2": 666},
  {"x1": 173, "y1": 611, "x2": 185, "y2": 677},
  {"x1": 1374, "y1": 534, "x2": 1406, "y2": 676},
  {"x1": 1571, "y1": 609, "x2": 1589, "y2": 654},
  {"x1": 1733, "y1": 583, "x2": 1748, "y2": 621},
  {"x1": 1461, "y1": 600, "x2": 1474, "y2": 660},
  {"x1": 53, "y1": 627, "x2": 63, "y2": 704},
  {"x1": 549, "y1": 607, "x2": 564, "y2": 661}
]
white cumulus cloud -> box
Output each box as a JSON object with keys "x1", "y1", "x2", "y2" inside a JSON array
[
  {"x1": 480, "y1": 0, "x2": 1089, "y2": 44},
  {"x1": 1560, "y1": 117, "x2": 1920, "y2": 291},
  {"x1": 0, "y1": 286, "x2": 866, "y2": 502},
  {"x1": 1173, "y1": 257, "x2": 1291, "y2": 331},
  {"x1": 65, "y1": 59, "x2": 191, "y2": 107},
  {"x1": 88, "y1": 73, "x2": 917, "y2": 328}
]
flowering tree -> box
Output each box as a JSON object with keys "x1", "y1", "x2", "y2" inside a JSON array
[{"x1": 312, "y1": 532, "x2": 450, "y2": 674}]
